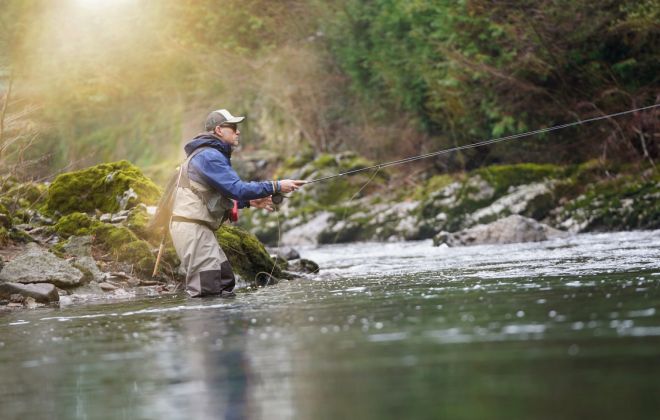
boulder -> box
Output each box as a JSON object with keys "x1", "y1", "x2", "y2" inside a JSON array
[
  {"x1": 73, "y1": 256, "x2": 106, "y2": 283},
  {"x1": 0, "y1": 282, "x2": 59, "y2": 303},
  {"x1": 467, "y1": 181, "x2": 555, "y2": 225},
  {"x1": 281, "y1": 212, "x2": 333, "y2": 245},
  {"x1": 63, "y1": 235, "x2": 94, "y2": 257},
  {"x1": 44, "y1": 160, "x2": 161, "y2": 215},
  {"x1": 0, "y1": 243, "x2": 85, "y2": 287},
  {"x1": 433, "y1": 215, "x2": 567, "y2": 247},
  {"x1": 288, "y1": 258, "x2": 320, "y2": 274},
  {"x1": 276, "y1": 246, "x2": 300, "y2": 261}
]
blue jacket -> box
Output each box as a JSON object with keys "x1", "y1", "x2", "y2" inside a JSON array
[{"x1": 184, "y1": 134, "x2": 274, "y2": 209}]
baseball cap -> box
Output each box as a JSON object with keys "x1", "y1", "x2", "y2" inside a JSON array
[{"x1": 205, "y1": 109, "x2": 246, "y2": 131}]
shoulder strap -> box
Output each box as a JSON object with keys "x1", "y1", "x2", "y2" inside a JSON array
[{"x1": 179, "y1": 146, "x2": 212, "y2": 189}]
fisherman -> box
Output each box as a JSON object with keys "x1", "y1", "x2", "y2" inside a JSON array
[{"x1": 170, "y1": 109, "x2": 306, "y2": 297}]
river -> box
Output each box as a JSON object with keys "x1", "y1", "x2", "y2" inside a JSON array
[{"x1": 1, "y1": 230, "x2": 659, "y2": 419}]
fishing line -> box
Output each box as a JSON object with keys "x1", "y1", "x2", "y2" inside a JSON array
[
  {"x1": 305, "y1": 104, "x2": 659, "y2": 184},
  {"x1": 255, "y1": 204, "x2": 282, "y2": 287},
  {"x1": 331, "y1": 166, "x2": 381, "y2": 244}
]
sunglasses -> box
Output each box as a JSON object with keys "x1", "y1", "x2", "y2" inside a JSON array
[{"x1": 220, "y1": 123, "x2": 238, "y2": 132}]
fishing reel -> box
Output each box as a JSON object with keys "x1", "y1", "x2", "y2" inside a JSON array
[{"x1": 271, "y1": 192, "x2": 286, "y2": 205}]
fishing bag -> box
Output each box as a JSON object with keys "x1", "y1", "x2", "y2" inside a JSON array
[{"x1": 148, "y1": 167, "x2": 182, "y2": 235}]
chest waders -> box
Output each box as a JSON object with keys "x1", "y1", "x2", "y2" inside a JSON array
[{"x1": 168, "y1": 147, "x2": 238, "y2": 297}]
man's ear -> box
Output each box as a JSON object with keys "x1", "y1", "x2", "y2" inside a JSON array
[{"x1": 214, "y1": 126, "x2": 223, "y2": 137}]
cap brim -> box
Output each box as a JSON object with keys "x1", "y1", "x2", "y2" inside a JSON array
[{"x1": 226, "y1": 116, "x2": 245, "y2": 124}]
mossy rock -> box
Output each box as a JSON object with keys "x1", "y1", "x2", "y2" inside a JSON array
[
  {"x1": 44, "y1": 160, "x2": 161, "y2": 215},
  {"x1": 126, "y1": 205, "x2": 152, "y2": 240},
  {"x1": 53, "y1": 213, "x2": 155, "y2": 274},
  {"x1": 475, "y1": 163, "x2": 562, "y2": 196},
  {"x1": 115, "y1": 240, "x2": 156, "y2": 273},
  {"x1": 53, "y1": 212, "x2": 102, "y2": 238},
  {"x1": 216, "y1": 224, "x2": 283, "y2": 283},
  {"x1": 560, "y1": 173, "x2": 660, "y2": 231}
]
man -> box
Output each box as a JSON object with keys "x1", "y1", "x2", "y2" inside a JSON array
[{"x1": 170, "y1": 109, "x2": 306, "y2": 297}]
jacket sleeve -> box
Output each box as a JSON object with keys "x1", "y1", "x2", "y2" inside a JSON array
[{"x1": 189, "y1": 150, "x2": 275, "y2": 201}]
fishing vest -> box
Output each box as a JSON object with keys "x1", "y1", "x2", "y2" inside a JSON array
[{"x1": 171, "y1": 147, "x2": 235, "y2": 230}]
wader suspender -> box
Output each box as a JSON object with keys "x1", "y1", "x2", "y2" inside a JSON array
[{"x1": 172, "y1": 147, "x2": 232, "y2": 228}]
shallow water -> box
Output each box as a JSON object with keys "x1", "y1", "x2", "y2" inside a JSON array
[{"x1": 1, "y1": 230, "x2": 660, "y2": 419}]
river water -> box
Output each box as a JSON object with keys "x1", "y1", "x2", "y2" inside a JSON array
[{"x1": 1, "y1": 230, "x2": 659, "y2": 419}]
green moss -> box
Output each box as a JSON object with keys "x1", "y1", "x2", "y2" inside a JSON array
[
  {"x1": 126, "y1": 205, "x2": 152, "y2": 240},
  {"x1": 560, "y1": 173, "x2": 660, "y2": 231},
  {"x1": 44, "y1": 160, "x2": 162, "y2": 215},
  {"x1": 53, "y1": 212, "x2": 102, "y2": 238},
  {"x1": 216, "y1": 224, "x2": 282, "y2": 283},
  {"x1": 52, "y1": 214, "x2": 156, "y2": 274},
  {"x1": 475, "y1": 163, "x2": 562, "y2": 195},
  {"x1": 9, "y1": 229, "x2": 34, "y2": 243},
  {"x1": 5, "y1": 182, "x2": 47, "y2": 207},
  {"x1": 414, "y1": 174, "x2": 454, "y2": 201},
  {"x1": 95, "y1": 224, "x2": 140, "y2": 249},
  {"x1": 314, "y1": 153, "x2": 337, "y2": 168},
  {"x1": 50, "y1": 239, "x2": 68, "y2": 258},
  {"x1": 117, "y1": 240, "x2": 156, "y2": 273}
]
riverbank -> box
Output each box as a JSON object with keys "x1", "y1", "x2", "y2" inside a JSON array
[
  {"x1": 0, "y1": 157, "x2": 657, "y2": 309},
  {"x1": 0, "y1": 162, "x2": 315, "y2": 310},
  {"x1": 238, "y1": 155, "x2": 659, "y2": 246}
]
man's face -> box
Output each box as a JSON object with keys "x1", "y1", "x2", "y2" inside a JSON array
[{"x1": 215, "y1": 123, "x2": 240, "y2": 147}]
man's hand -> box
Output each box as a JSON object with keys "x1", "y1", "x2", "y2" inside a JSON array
[
  {"x1": 250, "y1": 196, "x2": 274, "y2": 212},
  {"x1": 279, "y1": 179, "x2": 307, "y2": 193}
]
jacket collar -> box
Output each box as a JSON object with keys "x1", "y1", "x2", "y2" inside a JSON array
[{"x1": 184, "y1": 133, "x2": 232, "y2": 158}]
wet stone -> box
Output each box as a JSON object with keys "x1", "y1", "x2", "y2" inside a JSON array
[
  {"x1": 277, "y1": 246, "x2": 300, "y2": 261},
  {"x1": 289, "y1": 258, "x2": 320, "y2": 274},
  {"x1": 0, "y1": 243, "x2": 85, "y2": 288},
  {"x1": 98, "y1": 282, "x2": 118, "y2": 292},
  {"x1": 0, "y1": 282, "x2": 59, "y2": 303},
  {"x1": 63, "y1": 235, "x2": 93, "y2": 257}
]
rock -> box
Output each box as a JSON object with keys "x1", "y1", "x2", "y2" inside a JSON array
[
  {"x1": 434, "y1": 215, "x2": 567, "y2": 247},
  {"x1": 44, "y1": 161, "x2": 161, "y2": 214},
  {"x1": 281, "y1": 212, "x2": 333, "y2": 245},
  {"x1": 100, "y1": 213, "x2": 112, "y2": 223},
  {"x1": 25, "y1": 297, "x2": 40, "y2": 309},
  {"x1": 98, "y1": 282, "x2": 118, "y2": 291},
  {"x1": 467, "y1": 182, "x2": 555, "y2": 226},
  {"x1": 73, "y1": 256, "x2": 106, "y2": 283},
  {"x1": 63, "y1": 235, "x2": 93, "y2": 257},
  {"x1": 0, "y1": 282, "x2": 59, "y2": 303},
  {"x1": 110, "y1": 215, "x2": 128, "y2": 223},
  {"x1": 288, "y1": 258, "x2": 320, "y2": 274},
  {"x1": 276, "y1": 246, "x2": 300, "y2": 261},
  {"x1": 0, "y1": 243, "x2": 85, "y2": 287},
  {"x1": 10, "y1": 293, "x2": 24, "y2": 303},
  {"x1": 464, "y1": 175, "x2": 495, "y2": 202}
]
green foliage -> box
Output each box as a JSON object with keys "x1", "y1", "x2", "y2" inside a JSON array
[
  {"x1": 44, "y1": 161, "x2": 161, "y2": 215},
  {"x1": 324, "y1": 0, "x2": 659, "y2": 165}
]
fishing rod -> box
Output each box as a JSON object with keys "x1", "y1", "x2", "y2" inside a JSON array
[
  {"x1": 269, "y1": 103, "x2": 658, "y2": 205},
  {"x1": 303, "y1": 103, "x2": 659, "y2": 184}
]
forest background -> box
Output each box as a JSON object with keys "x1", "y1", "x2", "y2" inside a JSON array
[{"x1": 0, "y1": 0, "x2": 658, "y2": 185}]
